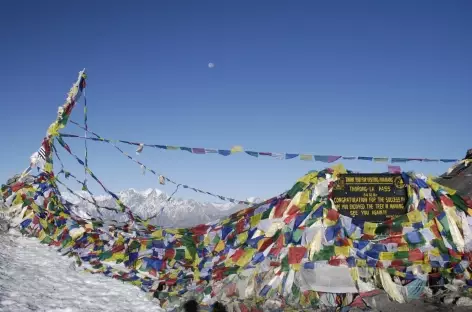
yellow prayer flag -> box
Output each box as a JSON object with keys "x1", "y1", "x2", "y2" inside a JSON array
[
  {"x1": 398, "y1": 245, "x2": 409, "y2": 252},
  {"x1": 394, "y1": 271, "x2": 406, "y2": 278},
  {"x1": 324, "y1": 217, "x2": 337, "y2": 227},
  {"x1": 300, "y1": 154, "x2": 313, "y2": 161},
  {"x1": 47, "y1": 123, "x2": 60, "y2": 137},
  {"x1": 13, "y1": 194, "x2": 23, "y2": 205},
  {"x1": 38, "y1": 230, "x2": 46, "y2": 241},
  {"x1": 192, "y1": 255, "x2": 201, "y2": 268},
  {"x1": 356, "y1": 259, "x2": 367, "y2": 267},
  {"x1": 44, "y1": 163, "x2": 53, "y2": 173},
  {"x1": 334, "y1": 246, "x2": 350, "y2": 257},
  {"x1": 297, "y1": 172, "x2": 318, "y2": 185},
  {"x1": 204, "y1": 234, "x2": 210, "y2": 245},
  {"x1": 298, "y1": 191, "x2": 310, "y2": 209},
  {"x1": 422, "y1": 264, "x2": 432, "y2": 273},
  {"x1": 350, "y1": 267, "x2": 359, "y2": 281},
  {"x1": 110, "y1": 252, "x2": 125, "y2": 262},
  {"x1": 151, "y1": 230, "x2": 163, "y2": 238},
  {"x1": 363, "y1": 222, "x2": 377, "y2": 236},
  {"x1": 237, "y1": 231, "x2": 248, "y2": 245},
  {"x1": 402, "y1": 222, "x2": 412, "y2": 228},
  {"x1": 185, "y1": 248, "x2": 193, "y2": 261},
  {"x1": 379, "y1": 252, "x2": 394, "y2": 261},
  {"x1": 250, "y1": 214, "x2": 262, "y2": 227},
  {"x1": 215, "y1": 240, "x2": 225, "y2": 253},
  {"x1": 291, "y1": 264, "x2": 301, "y2": 271},
  {"x1": 407, "y1": 210, "x2": 422, "y2": 223},
  {"x1": 236, "y1": 249, "x2": 256, "y2": 267},
  {"x1": 39, "y1": 218, "x2": 48, "y2": 229},
  {"x1": 230, "y1": 145, "x2": 244, "y2": 153},
  {"x1": 332, "y1": 163, "x2": 347, "y2": 176}
]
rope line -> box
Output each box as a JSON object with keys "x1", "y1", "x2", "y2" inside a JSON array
[
  {"x1": 62, "y1": 122, "x2": 461, "y2": 164},
  {"x1": 54, "y1": 136, "x2": 137, "y2": 224},
  {"x1": 83, "y1": 94, "x2": 88, "y2": 190},
  {"x1": 61, "y1": 122, "x2": 251, "y2": 205}
]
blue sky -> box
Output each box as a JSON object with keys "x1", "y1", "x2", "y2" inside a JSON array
[{"x1": 1, "y1": 1, "x2": 471, "y2": 202}]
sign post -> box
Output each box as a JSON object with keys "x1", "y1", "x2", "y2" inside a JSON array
[{"x1": 332, "y1": 174, "x2": 407, "y2": 222}]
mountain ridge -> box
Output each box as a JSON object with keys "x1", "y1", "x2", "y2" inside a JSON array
[{"x1": 60, "y1": 188, "x2": 259, "y2": 228}]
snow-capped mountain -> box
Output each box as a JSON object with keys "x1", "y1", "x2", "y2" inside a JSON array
[{"x1": 59, "y1": 188, "x2": 248, "y2": 228}]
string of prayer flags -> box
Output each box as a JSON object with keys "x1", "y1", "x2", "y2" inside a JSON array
[
  {"x1": 57, "y1": 131, "x2": 250, "y2": 205},
  {"x1": 61, "y1": 130, "x2": 461, "y2": 166}
]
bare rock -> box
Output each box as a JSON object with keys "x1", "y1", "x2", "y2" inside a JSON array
[
  {"x1": 0, "y1": 219, "x2": 10, "y2": 233},
  {"x1": 363, "y1": 292, "x2": 391, "y2": 309}
]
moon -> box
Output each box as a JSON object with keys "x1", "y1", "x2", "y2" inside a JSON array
[{"x1": 208, "y1": 63, "x2": 215, "y2": 68}]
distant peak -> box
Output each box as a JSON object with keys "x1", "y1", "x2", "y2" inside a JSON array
[
  {"x1": 141, "y1": 188, "x2": 163, "y2": 197},
  {"x1": 246, "y1": 197, "x2": 262, "y2": 204}
]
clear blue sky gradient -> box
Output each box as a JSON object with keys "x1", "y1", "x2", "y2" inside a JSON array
[{"x1": 1, "y1": 1, "x2": 471, "y2": 202}]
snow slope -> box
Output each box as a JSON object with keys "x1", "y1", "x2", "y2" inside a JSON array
[{"x1": 0, "y1": 231, "x2": 163, "y2": 312}]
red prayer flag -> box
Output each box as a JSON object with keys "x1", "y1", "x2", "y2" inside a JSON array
[
  {"x1": 288, "y1": 246, "x2": 306, "y2": 264},
  {"x1": 284, "y1": 213, "x2": 297, "y2": 225},
  {"x1": 239, "y1": 303, "x2": 249, "y2": 312},
  {"x1": 165, "y1": 248, "x2": 175, "y2": 260},
  {"x1": 327, "y1": 209, "x2": 339, "y2": 221},
  {"x1": 258, "y1": 237, "x2": 274, "y2": 252},
  {"x1": 408, "y1": 249, "x2": 424, "y2": 261},
  {"x1": 231, "y1": 249, "x2": 245, "y2": 262},
  {"x1": 236, "y1": 219, "x2": 246, "y2": 234},
  {"x1": 191, "y1": 224, "x2": 210, "y2": 236},
  {"x1": 286, "y1": 204, "x2": 300, "y2": 216},
  {"x1": 271, "y1": 234, "x2": 284, "y2": 256},
  {"x1": 11, "y1": 182, "x2": 24, "y2": 193},
  {"x1": 273, "y1": 200, "x2": 290, "y2": 218},
  {"x1": 440, "y1": 195, "x2": 454, "y2": 207},
  {"x1": 424, "y1": 201, "x2": 436, "y2": 214},
  {"x1": 388, "y1": 165, "x2": 401, "y2": 174}
]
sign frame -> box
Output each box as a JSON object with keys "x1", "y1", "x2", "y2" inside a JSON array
[{"x1": 332, "y1": 173, "x2": 408, "y2": 222}]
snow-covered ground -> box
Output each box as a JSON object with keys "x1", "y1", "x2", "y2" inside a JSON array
[{"x1": 0, "y1": 231, "x2": 164, "y2": 312}]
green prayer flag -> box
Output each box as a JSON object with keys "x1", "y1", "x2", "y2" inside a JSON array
[
  {"x1": 312, "y1": 245, "x2": 334, "y2": 261},
  {"x1": 281, "y1": 256, "x2": 290, "y2": 272},
  {"x1": 41, "y1": 236, "x2": 52, "y2": 244},
  {"x1": 98, "y1": 250, "x2": 113, "y2": 260},
  {"x1": 392, "y1": 222, "x2": 403, "y2": 233},
  {"x1": 128, "y1": 240, "x2": 141, "y2": 251},
  {"x1": 375, "y1": 224, "x2": 389, "y2": 235},
  {"x1": 393, "y1": 251, "x2": 409, "y2": 259},
  {"x1": 292, "y1": 229, "x2": 303, "y2": 243},
  {"x1": 287, "y1": 182, "x2": 306, "y2": 199},
  {"x1": 175, "y1": 248, "x2": 185, "y2": 261},
  {"x1": 181, "y1": 236, "x2": 197, "y2": 260},
  {"x1": 262, "y1": 206, "x2": 272, "y2": 220}
]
